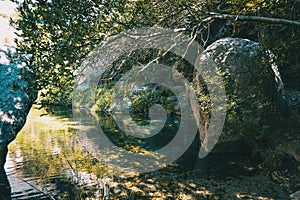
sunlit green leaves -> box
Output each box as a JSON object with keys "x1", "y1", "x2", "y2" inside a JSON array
[{"x1": 11, "y1": 0, "x2": 300, "y2": 106}]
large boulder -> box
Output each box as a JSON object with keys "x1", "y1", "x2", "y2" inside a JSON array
[
  {"x1": 0, "y1": 51, "x2": 37, "y2": 170},
  {"x1": 193, "y1": 37, "x2": 300, "y2": 169},
  {"x1": 192, "y1": 38, "x2": 284, "y2": 155}
]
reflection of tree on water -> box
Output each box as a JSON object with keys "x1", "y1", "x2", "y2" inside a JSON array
[
  {"x1": 96, "y1": 111, "x2": 180, "y2": 152},
  {"x1": 93, "y1": 111, "x2": 199, "y2": 171},
  {"x1": 5, "y1": 106, "x2": 115, "y2": 199},
  {"x1": 3, "y1": 105, "x2": 197, "y2": 199}
]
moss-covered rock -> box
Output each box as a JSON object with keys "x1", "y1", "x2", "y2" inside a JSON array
[{"x1": 193, "y1": 37, "x2": 299, "y2": 169}]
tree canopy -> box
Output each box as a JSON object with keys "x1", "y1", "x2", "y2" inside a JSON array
[{"x1": 10, "y1": 0, "x2": 300, "y2": 105}]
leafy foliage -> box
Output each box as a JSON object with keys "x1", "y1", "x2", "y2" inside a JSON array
[
  {"x1": 11, "y1": 0, "x2": 128, "y2": 105},
  {"x1": 11, "y1": 0, "x2": 299, "y2": 105}
]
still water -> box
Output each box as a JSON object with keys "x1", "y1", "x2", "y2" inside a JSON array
[
  {"x1": 4, "y1": 105, "x2": 277, "y2": 200},
  {"x1": 6, "y1": 106, "x2": 118, "y2": 199},
  {"x1": 5, "y1": 105, "x2": 188, "y2": 199}
]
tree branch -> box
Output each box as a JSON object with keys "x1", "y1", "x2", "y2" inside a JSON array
[{"x1": 202, "y1": 14, "x2": 300, "y2": 27}]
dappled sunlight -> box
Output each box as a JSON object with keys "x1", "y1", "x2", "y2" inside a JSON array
[
  {"x1": 108, "y1": 170, "x2": 216, "y2": 199},
  {"x1": 4, "y1": 106, "x2": 295, "y2": 199},
  {"x1": 6, "y1": 106, "x2": 116, "y2": 199},
  {"x1": 19, "y1": 105, "x2": 78, "y2": 131},
  {"x1": 236, "y1": 193, "x2": 274, "y2": 200},
  {"x1": 0, "y1": 0, "x2": 299, "y2": 199}
]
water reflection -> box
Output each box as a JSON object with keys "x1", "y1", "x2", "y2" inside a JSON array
[
  {"x1": 4, "y1": 105, "x2": 198, "y2": 199},
  {"x1": 5, "y1": 106, "x2": 114, "y2": 199},
  {"x1": 73, "y1": 107, "x2": 198, "y2": 173},
  {"x1": 96, "y1": 111, "x2": 181, "y2": 151},
  {"x1": 0, "y1": 170, "x2": 11, "y2": 200}
]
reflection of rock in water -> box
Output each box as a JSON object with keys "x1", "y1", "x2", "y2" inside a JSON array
[
  {"x1": 0, "y1": 146, "x2": 11, "y2": 200},
  {"x1": 0, "y1": 173, "x2": 10, "y2": 200},
  {"x1": 0, "y1": 173, "x2": 11, "y2": 200},
  {"x1": 94, "y1": 111, "x2": 199, "y2": 171}
]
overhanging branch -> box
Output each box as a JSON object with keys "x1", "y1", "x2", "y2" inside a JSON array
[{"x1": 202, "y1": 14, "x2": 300, "y2": 27}]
